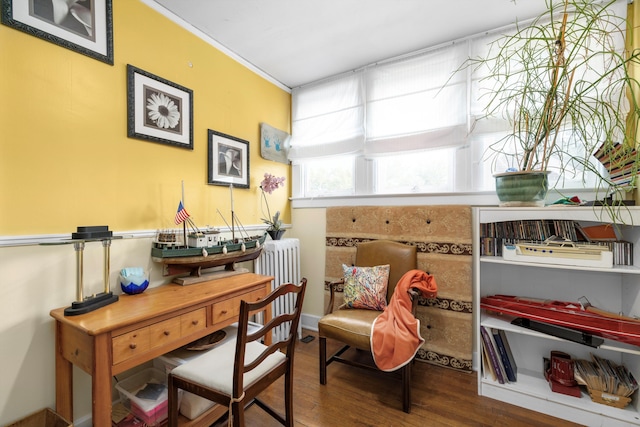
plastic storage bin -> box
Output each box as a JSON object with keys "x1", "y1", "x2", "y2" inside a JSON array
[{"x1": 115, "y1": 368, "x2": 168, "y2": 426}]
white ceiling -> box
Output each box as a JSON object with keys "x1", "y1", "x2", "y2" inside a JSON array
[{"x1": 150, "y1": 0, "x2": 551, "y2": 89}]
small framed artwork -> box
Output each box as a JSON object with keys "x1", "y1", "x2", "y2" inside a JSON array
[
  {"x1": 1, "y1": 0, "x2": 114, "y2": 65},
  {"x1": 208, "y1": 130, "x2": 250, "y2": 188},
  {"x1": 260, "y1": 123, "x2": 290, "y2": 164},
  {"x1": 127, "y1": 65, "x2": 193, "y2": 150}
]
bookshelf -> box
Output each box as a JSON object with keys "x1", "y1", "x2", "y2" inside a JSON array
[{"x1": 473, "y1": 206, "x2": 640, "y2": 426}]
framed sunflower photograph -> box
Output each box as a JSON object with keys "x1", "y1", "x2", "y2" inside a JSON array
[
  {"x1": 126, "y1": 64, "x2": 194, "y2": 149},
  {"x1": 1, "y1": 0, "x2": 114, "y2": 65}
]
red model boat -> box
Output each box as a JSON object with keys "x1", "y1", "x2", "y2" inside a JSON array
[{"x1": 481, "y1": 295, "x2": 640, "y2": 347}]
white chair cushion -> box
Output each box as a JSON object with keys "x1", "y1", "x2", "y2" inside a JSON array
[{"x1": 171, "y1": 338, "x2": 286, "y2": 395}]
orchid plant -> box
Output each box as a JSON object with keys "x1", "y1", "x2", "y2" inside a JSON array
[{"x1": 260, "y1": 173, "x2": 286, "y2": 231}]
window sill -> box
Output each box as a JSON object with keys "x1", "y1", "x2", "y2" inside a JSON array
[{"x1": 291, "y1": 188, "x2": 600, "y2": 209}]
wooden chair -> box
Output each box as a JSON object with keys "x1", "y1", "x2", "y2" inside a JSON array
[
  {"x1": 318, "y1": 240, "x2": 419, "y2": 413},
  {"x1": 168, "y1": 278, "x2": 307, "y2": 427}
]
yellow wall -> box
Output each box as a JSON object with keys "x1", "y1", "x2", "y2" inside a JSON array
[
  {"x1": 0, "y1": 2, "x2": 291, "y2": 424},
  {"x1": 0, "y1": 0, "x2": 291, "y2": 236}
]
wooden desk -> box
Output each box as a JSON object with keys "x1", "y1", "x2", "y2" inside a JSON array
[{"x1": 50, "y1": 273, "x2": 273, "y2": 427}]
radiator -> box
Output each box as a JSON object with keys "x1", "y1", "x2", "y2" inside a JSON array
[{"x1": 254, "y1": 238, "x2": 302, "y2": 341}]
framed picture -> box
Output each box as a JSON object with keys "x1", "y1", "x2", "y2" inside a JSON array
[
  {"x1": 127, "y1": 65, "x2": 193, "y2": 150},
  {"x1": 260, "y1": 122, "x2": 290, "y2": 164},
  {"x1": 208, "y1": 130, "x2": 250, "y2": 188},
  {"x1": 1, "y1": 0, "x2": 114, "y2": 65}
]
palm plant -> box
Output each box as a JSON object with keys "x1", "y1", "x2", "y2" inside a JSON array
[{"x1": 466, "y1": 0, "x2": 640, "y2": 198}]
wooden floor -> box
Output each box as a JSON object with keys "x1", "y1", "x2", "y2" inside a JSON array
[{"x1": 215, "y1": 329, "x2": 582, "y2": 427}]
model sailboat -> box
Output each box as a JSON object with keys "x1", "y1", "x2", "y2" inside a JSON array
[{"x1": 151, "y1": 184, "x2": 266, "y2": 282}]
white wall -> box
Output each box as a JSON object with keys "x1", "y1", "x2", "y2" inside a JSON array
[{"x1": 289, "y1": 208, "x2": 327, "y2": 330}]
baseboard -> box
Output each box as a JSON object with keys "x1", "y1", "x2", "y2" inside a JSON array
[
  {"x1": 301, "y1": 313, "x2": 320, "y2": 332},
  {"x1": 72, "y1": 413, "x2": 92, "y2": 427}
]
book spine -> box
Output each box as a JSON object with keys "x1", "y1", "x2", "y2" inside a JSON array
[
  {"x1": 492, "y1": 328, "x2": 516, "y2": 382},
  {"x1": 480, "y1": 326, "x2": 505, "y2": 384},
  {"x1": 498, "y1": 329, "x2": 517, "y2": 378}
]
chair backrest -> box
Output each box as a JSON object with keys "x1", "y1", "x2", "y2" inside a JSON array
[
  {"x1": 232, "y1": 278, "x2": 307, "y2": 396},
  {"x1": 355, "y1": 240, "x2": 417, "y2": 302}
]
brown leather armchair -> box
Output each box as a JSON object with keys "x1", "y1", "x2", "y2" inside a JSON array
[{"x1": 318, "y1": 240, "x2": 419, "y2": 413}]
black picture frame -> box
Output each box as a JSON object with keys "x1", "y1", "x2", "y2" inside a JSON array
[
  {"x1": 127, "y1": 65, "x2": 194, "y2": 150},
  {"x1": 208, "y1": 129, "x2": 250, "y2": 188},
  {"x1": 1, "y1": 0, "x2": 114, "y2": 65}
]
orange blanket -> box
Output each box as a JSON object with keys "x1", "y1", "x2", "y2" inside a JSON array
[{"x1": 371, "y1": 269, "x2": 437, "y2": 371}]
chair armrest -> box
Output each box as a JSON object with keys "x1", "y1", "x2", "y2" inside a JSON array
[
  {"x1": 408, "y1": 287, "x2": 421, "y2": 316},
  {"x1": 325, "y1": 278, "x2": 344, "y2": 315}
]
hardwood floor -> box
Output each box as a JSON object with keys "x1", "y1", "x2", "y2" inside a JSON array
[{"x1": 222, "y1": 330, "x2": 582, "y2": 427}]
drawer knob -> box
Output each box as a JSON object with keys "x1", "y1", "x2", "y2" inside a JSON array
[
  {"x1": 164, "y1": 331, "x2": 170, "y2": 336},
  {"x1": 129, "y1": 343, "x2": 137, "y2": 350},
  {"x1": 192, "y1": 320, "x2": 199, "y2": 325},
  {"x1": 221, "y1": 310, "x2": 228, "y2": 315}
]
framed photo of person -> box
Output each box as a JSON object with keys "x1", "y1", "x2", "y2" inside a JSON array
[{"x1": 208, "y1": 129, "x2": 250, "y2": 188}]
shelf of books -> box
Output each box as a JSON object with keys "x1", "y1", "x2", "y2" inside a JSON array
[{"x1": 473, "y1": 207, "x2": 640, "y2": 427}]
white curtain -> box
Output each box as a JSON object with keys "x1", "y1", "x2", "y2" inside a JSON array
[
  {"x1": 364, "y1": 43, "x2": 469, "y2": 156},
  {"x1": 289, "y1": 0, "x2": 628, "y2": 162},
  {"x1": 288, "y1": 72, "x2": 364, "y2": 160}
]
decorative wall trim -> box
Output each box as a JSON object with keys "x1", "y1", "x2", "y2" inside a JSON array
[
  {"x1": 422, "y1": 296, "x2": 473, "y2": 314},
  {"x1": 0, "y1": 224, "x2": 290, "y2": 248},
  {"x1": 326, "y1": 237, "x2": 472, "y2": 256},
  {"x1": 416, "y1": 348, "x2": 473, "y2": 372}
]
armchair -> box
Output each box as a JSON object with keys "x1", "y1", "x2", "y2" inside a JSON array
[{"x1": 318, "y1": 240, "x2": 420, "y2": 413}]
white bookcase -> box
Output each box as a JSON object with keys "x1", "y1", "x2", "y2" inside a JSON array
[{"x1": 473, "y1": 206, "x2": 640, "y2": 426}]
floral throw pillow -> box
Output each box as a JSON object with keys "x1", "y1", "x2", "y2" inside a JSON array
[{"x1": 342, "y1": 264, "x2": 390, "y2": 310}]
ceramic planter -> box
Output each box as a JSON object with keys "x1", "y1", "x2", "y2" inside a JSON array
[
  {"x1": 494, "y1": 171, "x2": 550, "y2": 207},
  {"x1": 267, "y1": 229, "x2": 286, "y2": 240}
]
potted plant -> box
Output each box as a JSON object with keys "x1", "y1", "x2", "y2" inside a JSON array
[
  {"x1": 464, "y1": 0, "x2": 640, "y2": 207},
  {"x1": 260, "y1": 173, "x2": 286, "y2": 240}
]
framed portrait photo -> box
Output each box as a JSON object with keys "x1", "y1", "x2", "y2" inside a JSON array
[
  {"x1": 1, "y1": 0, "x2": 114, "y2": 65},
  {"x1": 208, "y1": 130, "x2": 250, "y2": 188},
  {"x1": 127, "y1": 65, "x2": 194, "y2": 150}
]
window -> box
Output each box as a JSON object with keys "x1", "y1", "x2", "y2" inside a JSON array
[
  {"x1": 302, "y1": 156, "x2": 355, "y2": 197},
  {"x1": 376, "y1": 148, "x2": 456, "y2": 194},
  {"x1": 290, "y1": 0, "x2": 626, "y2": 200}
]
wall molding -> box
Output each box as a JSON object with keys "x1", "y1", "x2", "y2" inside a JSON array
[{"x1": 0, "y1": 224, "x2": 290, "y2": 248}]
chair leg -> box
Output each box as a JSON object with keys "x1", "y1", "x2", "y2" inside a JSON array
[
  {"x1": 402, "y1": 363, "x2": 411, "y2": 413},
  {"x1": 168, "y1": 374, "x2": 179, "y2": 426},
  {"x1": 319, "y1": 336, "x2": 327, "y2": 385},
  {"x1": 232, "y1": 401, "x2": 245, "y2": 427},
  {"x1": 284, "y1": 370, "x2": 294, "y2": 427}
]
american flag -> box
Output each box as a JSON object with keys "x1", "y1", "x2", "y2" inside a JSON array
[{"x1": 175, "y1": 201, "x2": 190, "y2": 224}]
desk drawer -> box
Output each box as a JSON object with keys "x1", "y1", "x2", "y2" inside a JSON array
[
  {"x1": 211, "y1": 289, "x2": 268, "y2": 324},
  {"x1": 113, "y1": 328, "x2": 150, "y2": 364},
  {"x1": 149, "y1": 318, "x2": 181, "y2": 349},
  {"x1": 211, "y1": 296, "x2": 241, "y2": 324},
  {"x1": 181, "y1": 308, "x2": 206, "y2": 336}
]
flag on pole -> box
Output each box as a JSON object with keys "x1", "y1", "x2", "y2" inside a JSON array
[{"x1": 175, "y1": 201, "x2": 190, "y2": 224}]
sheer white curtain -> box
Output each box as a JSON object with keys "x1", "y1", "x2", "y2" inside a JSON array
[
  {"x1": 289, "y1": 43, "x2": 470, "y2": 160},
  {"x1": 288, "y1": 72, "x2": 364, "y2": 160},
  {"x1": 364, "y1": 43, "x2": 469, "y2": 156},
  {"x1": 289, "y1": 0, "x2": 628, "y2": 192}
]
